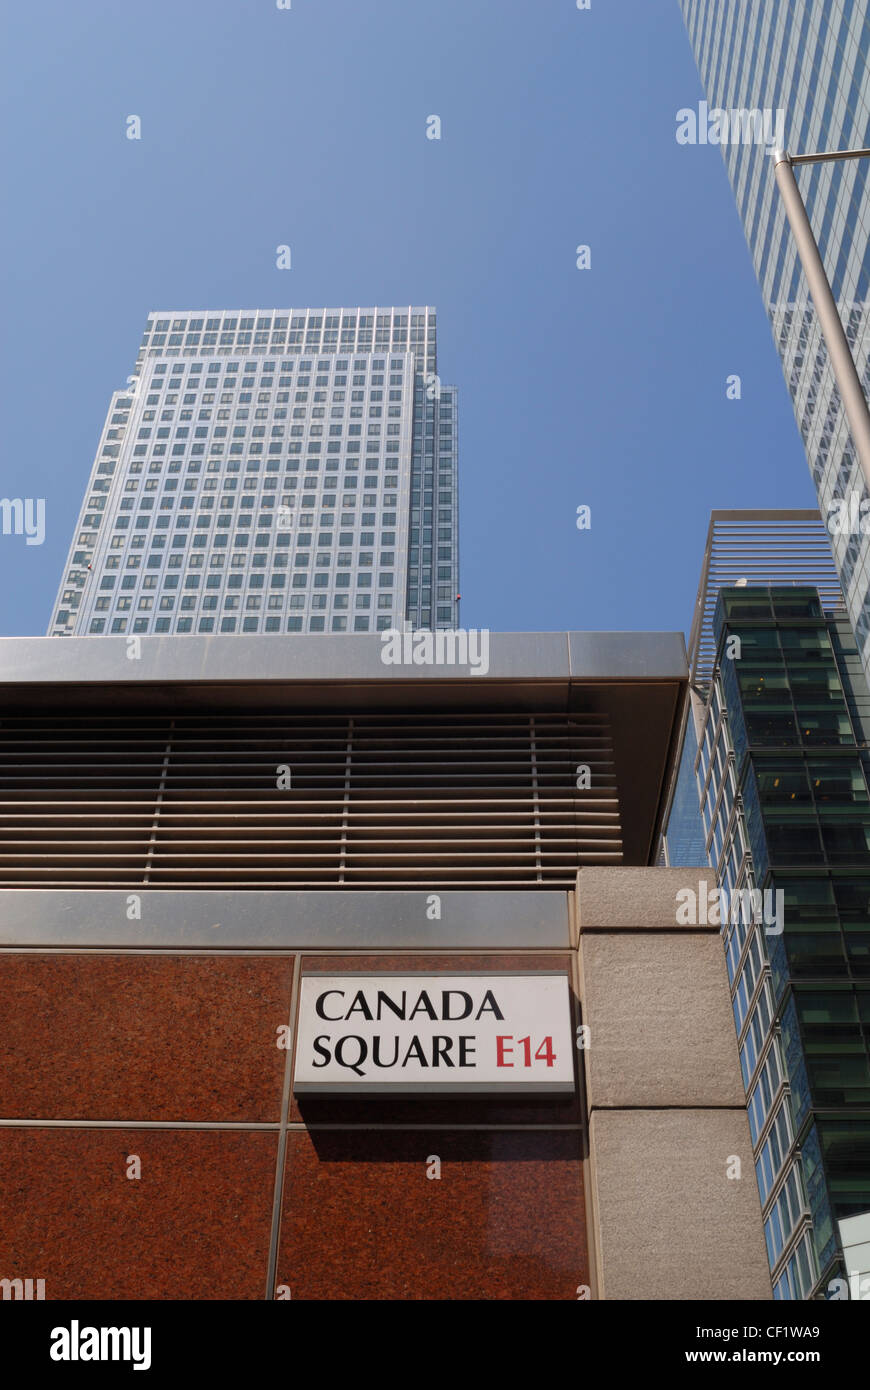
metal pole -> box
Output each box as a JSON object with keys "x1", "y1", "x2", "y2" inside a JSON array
[
  {"x1": 790, "y1": 147, "x2": 870, "y2": 166},
  {"x1": 772, "y1": 148, "x2": 870, "y2": 492}
]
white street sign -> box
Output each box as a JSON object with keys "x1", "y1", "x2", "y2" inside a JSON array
[{"x1": 293, "y1": 974, "x2": 576, "y2": 1094}]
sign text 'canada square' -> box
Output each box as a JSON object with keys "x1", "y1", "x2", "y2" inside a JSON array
[{"x1": 293, "y1": 975, "x2": 575, "y2": 1094}]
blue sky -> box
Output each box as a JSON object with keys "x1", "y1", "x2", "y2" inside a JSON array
[{"x1": 0, "y1": 0, "x2": 816, "y2": 639}]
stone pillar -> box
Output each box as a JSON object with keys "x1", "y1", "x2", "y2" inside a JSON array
[{"x1": 576, "y1": 867, "x2": 772, "y2": 1300}]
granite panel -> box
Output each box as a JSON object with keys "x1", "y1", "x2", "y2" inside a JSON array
[
  {"x1": 276, "y1": 1128, "x2": 587, "y2": 1300},
  {"x1": 577, "y1": 868, "x2": 721, "y2": 931},
  {"x1": 588, "y1": 1109, "x2": 772, "y2": 1300},
  {"x1": 578, "y1": 932, "x2": 746, "y2": 1107},
  {"x1": 0, "y1": 954, "x2": 292, "y2": 1122},
  {"x1": 0, "y1": 1127, "x2": 278, "y2": 1300},
  {"x1": 292, "y1": 953, "x2": 581, "y2": 1125}
]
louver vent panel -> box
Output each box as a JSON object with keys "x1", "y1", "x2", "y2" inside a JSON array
[{"x1": 0, "y1": 711, "x2": 622, "y2": 887}]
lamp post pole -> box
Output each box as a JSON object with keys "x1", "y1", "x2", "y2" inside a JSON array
[{"x1": 772, "y1": 147, "x2": 870, "y2": 491}]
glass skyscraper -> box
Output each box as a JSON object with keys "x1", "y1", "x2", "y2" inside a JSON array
[
  {"x1": 680, "y1": 1, "x2": 870, "y2": 671},
  {"x1": 701, "y1": 586, "x2": 870, "y2": 1299},
  {"x1": 48, "y1": 307, "x2": 459, "y2": 637},
  {"x1": 660, "y1": 509, "x2": 844, "y2": 871},
  {"x1": 659, "y1": 512, "x2": 870, "y2": 1297}
]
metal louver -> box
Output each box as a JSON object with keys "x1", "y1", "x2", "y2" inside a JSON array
[
  {"x1": 688, "y1": 512, "x2": 845, "y2": 690},
  {"x1": 0, "y1": 709, "x2": 622, "y2": 887}
]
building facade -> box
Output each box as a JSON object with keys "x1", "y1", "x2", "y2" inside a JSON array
[
  {"x1": 47, "y1": 307, "x2": 459, "y2": 637},
  {"x1": 691, "y1": 586, "x2": 870, "y2": 1298},
  {"x1": 0, "y1": 631, "x2": 773, "y2": 1301},
  {"x1": 680, "y1": 1, "x2": 870, "y2": 670},
  {"x1": 659, "y1": 511, "x2": 870, "y2": 1297},
  {"x1": 660, "y1": 509, "x2": 844, "y2": 870}
]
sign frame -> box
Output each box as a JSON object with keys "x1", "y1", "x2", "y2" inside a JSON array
[{"x1": 292, "y1": 970, "x2": 578, "y2": 1096}]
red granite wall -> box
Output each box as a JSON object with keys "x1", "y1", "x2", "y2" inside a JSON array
[{"x1": 0, "y1": 950, "x2": 588, "y2": 1300}]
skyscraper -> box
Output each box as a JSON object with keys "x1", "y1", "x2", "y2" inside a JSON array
[
  {"x1": 661, "y1": 510, "x2": 870, "y2": 1299},
  {"x1": 660, "y1": 508, "x2": 844, "y2": 870},
  {"x1": 680, "y1": 1, "x2": 870, "y2": 671},
  {"x1": 700, "y1": 585, "x2": 870, "y2": 1299},
  {"x1": 47, "y1": 307, "x2": 459, "y2": 637}
]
